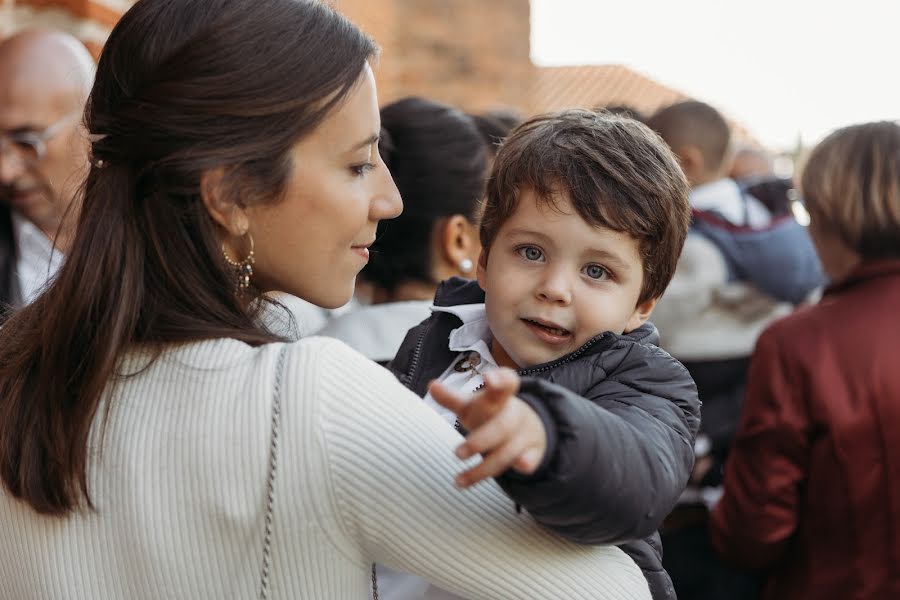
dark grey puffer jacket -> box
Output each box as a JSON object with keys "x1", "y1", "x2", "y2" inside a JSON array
[{"x1": 389, "y1": 278, "x2": 701, "y2": 600}]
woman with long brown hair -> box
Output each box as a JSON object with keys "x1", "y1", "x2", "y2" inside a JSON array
[{"x1": 0, "y1": 1, "x2": 651, "y2": 598}]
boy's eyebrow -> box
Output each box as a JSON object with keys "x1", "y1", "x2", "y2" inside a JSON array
[
  {"x1": 506, "y1": 227, "x2": 550, "y2": 239},
  {"x1": 586, "y1": 249, "x2": 632, "y2": 273}
]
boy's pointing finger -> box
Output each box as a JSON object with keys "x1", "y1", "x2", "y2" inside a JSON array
[{"x1": 428, "y1": 380, "x2": 469, "y2": 415}]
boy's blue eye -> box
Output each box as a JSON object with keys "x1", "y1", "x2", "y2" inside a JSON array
[
  {"x1": 584, "y1": 264, "x2": 608, "y2": 280},
  {"x1": 517, "y1": 246, "x2": 544, "y2": 262}
]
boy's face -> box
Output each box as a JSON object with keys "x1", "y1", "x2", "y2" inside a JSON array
[{"x1": 478, "y1": 188, "x2": 657, "y2": 369}]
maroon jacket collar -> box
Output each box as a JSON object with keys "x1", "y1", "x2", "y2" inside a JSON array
[{"x1": 825, "y1": 258, "x2": 900, "y2": 295}]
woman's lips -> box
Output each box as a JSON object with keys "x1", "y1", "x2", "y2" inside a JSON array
[
  {"x1": 351, "y1": 245, "x2": 370, "y2": 260},
  {"x1": 521, "y1": 318, "x2": 572, "y2": 345}
]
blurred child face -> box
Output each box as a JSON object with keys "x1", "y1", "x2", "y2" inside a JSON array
[{"x1": 477, "y1": 188, "x2": 657, "y2": 369}]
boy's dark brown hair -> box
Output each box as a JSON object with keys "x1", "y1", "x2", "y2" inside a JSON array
[{"x1": 479, "y1": 109, "x2": 691, "y2": 304}]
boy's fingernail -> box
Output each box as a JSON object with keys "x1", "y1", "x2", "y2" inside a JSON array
[
  {"x1": 455, "y1": 474, "x2": 468, "y2": 487},
  {"x1": 456, "y1": 445, "x2": 470, "y2": 459}
]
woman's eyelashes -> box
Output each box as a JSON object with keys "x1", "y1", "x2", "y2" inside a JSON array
[{"x1": 350, "y1": 162, "x2": 376, "y2": 177}]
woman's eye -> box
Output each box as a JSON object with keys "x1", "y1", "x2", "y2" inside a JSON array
[
  {"x1": 584, "y1": 264, "x2": 609, "y2": 280},
  {"x1": 351, "y1": 162, "x2": 376, "y2": 176},
  {"x1": 517, "y1": 246, "x2": 544, "y2": 262}
]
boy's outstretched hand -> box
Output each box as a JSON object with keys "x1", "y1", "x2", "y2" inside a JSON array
[{"x1": 429, "y1": 368, "x2": 547, "y2": 488}]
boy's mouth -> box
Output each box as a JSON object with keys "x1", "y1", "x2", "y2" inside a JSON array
[{"x1": 521, "y1": 317, "x2": 572, "y2": 342}]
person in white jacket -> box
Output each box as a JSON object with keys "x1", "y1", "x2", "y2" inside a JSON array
[{"x1": 0, "y1": 1, "x2": 651, "y2": 599}]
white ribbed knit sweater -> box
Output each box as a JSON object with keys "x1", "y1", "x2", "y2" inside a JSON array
[{"x1": 0, "y1": 337, "x2": 649, "y2": 599}]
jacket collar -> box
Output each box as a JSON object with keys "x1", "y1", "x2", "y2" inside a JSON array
[
  {"x1": 432, "y1": 276, "x2": 661, "y2": 349},
  {"x1": 434, "y1": 276, "x2": 485, "y2": 306},
  {"x1": 825, "y1": 259, "x2": 900, "y2": 296}
]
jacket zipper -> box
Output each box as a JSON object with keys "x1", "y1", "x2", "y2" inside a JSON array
[
  {"x1": 470, "y1": 332, "x2": 612, "y2": 393},
  {"x1": 404, "y1": 324, "x2": 429, "y2": 389}
]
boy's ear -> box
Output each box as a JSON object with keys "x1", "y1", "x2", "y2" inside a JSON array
[
  {"x1": 201, "y1": 168, "x2": 249, "y2": 236},
  {"x1": 674, "y1": 145, "x2": 706, "y2": 185},
  {"x1": 624, "y1": 296, "x2": 659, "y2": 333},
  {"x1": 476, "y1": 248, "x2": 489, "y2": 291}
]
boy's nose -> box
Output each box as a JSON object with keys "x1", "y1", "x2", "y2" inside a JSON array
[{"x1": 536, "y1": 268, "x2": 573, "y2": 305}]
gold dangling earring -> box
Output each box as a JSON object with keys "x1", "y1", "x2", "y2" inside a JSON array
[{"x1": 222, "y1": 232, "x2": 255, "y2": 293}]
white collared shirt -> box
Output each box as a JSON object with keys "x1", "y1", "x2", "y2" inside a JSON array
[
  {"x1": 421, "y1": 303, "x2": 500, "y2": 427},
  {"x1": 12, "y1": 211, "x2": 64, "y2": 304}
]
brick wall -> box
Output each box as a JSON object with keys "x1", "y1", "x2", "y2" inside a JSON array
[{"x1": 336, "y1": 0, "x2": 533, "y2": 113}]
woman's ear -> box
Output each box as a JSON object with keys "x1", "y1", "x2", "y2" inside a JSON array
[
  {"x1": 200, "y1": 168, "x2": 249, "y2": 236},
  {"x1": 624, "y1": 296, "x2": 659, "y2": 333},
  {"x1": 436, "y1": 214, "x2": 481, "y2": 278}
]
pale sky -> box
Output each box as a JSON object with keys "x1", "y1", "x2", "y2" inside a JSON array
[{"x1": 531, "y1": 0, "x2": 899, "y2": 150}]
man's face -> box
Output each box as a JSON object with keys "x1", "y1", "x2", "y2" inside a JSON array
[{"x1": 0, "y1": 81, "x2": 86, "y2": 236}]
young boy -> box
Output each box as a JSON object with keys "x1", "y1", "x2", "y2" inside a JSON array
[{"x1": 385, "y1": 110, "x2": 700, "y2": 600}]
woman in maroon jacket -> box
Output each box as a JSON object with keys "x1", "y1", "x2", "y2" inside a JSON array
[{"x1": 710, "y1": 121, "x2": 900, "y2": 599}]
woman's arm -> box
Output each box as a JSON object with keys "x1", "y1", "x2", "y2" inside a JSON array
[
  {"x1": 306, "y1": 339, "x2": 651, "y2": 600},
  {"x1": 709, "y1": 326, "x2": 810, "y2": 569}
]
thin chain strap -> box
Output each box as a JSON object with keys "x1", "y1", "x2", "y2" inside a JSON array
[
  {"x1": 371, "y1": 563, "x2": 379, "y2": 600},
  {"x1": 259, "y1": 346, "x2": 288, "y2": 600}
]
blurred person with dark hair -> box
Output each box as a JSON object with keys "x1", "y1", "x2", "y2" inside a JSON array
[
  {"x1": 319, "y1": 96, "x2": 487, "y2": 364},
  {"x1": 0, "y1": 30, "x2": 94, "y2": 308},
  {"x1": 476, "y1": 108, "x2": 523, "y2": 134},
  {"x1": 647, "y1": 100, "x2": 823, "y2": 600},
  {"x1": 470, "y1": 108, "x2": 521, "y2": 158},
  {"x1": 712, "y1": 121, "x2": 900, "y2": 599}
]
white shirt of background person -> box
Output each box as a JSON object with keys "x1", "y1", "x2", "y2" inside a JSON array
[{"x1": 12, "y1": 210, "x2": 63, "y2": 304}]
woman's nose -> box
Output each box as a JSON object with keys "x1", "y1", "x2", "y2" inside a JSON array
[{"x1": 369, "y1": 158, "x2": 402, "y2": 222}]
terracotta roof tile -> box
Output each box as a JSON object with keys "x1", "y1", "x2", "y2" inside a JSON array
[
  {"x1": 528, "y1": 64, "x2": 757, "y2": 143},
  {"x1": 528, "y1": 64, "x2": 690, "y2": 117}
]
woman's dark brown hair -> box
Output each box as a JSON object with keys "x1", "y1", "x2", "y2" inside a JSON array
[{"x1": 0, "y1": 0, "x2": 376, "y2": 515}]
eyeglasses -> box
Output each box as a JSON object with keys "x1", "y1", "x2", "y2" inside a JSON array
[{"x1": 0, "y1": 111, "x2": 81, "y2": 164}]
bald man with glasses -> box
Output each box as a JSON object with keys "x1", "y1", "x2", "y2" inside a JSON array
[{"x1": 0, "y1": 30, "x2": 94, "y2": 308}]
